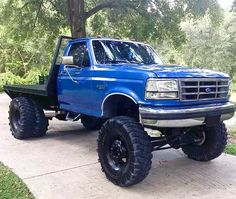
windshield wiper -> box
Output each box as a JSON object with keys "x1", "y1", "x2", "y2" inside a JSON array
[
  {"x1": 109, "y1": 60, "x2": 129, "y2": 64},
  {"x1": 129, "y1": 60, "x2": 144, "y2": 64}
]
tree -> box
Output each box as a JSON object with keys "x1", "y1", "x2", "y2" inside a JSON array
[
  {"x1": 171, "y1": 13, "x2": 236, "y2": 77},
  {"x1": 64, "y1": 0, "x2": 224, "y2": 41},
  {"x1": 1, "y1": 0, "x2": 233, "y2": 90},
  {"x1": 67, "y1": 0, "x2": 139, "y2": 37},
  {"x1": 1, "y1": 0, "x2": 222, "y2": 44}
]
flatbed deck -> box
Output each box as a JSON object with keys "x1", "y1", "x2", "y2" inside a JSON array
[
  {"x1": 3, "y1": 84, "x2": 58, "y2": 108},
  {"x1": 4, "y1": 84, "x2": 48, "y2": 96}
]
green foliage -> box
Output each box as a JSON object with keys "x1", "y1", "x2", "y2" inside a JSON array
[
  {"x1": 158, "y1": 12, "x2": 236, "y2": 78},
  {"x1": 0, "y1": 162, "x2": 34, "y2": 199},
  {"x1": 0, "y1": 35, "x2": 55, "y2": 76},
  {"x1": 153, "y1": 41, "x2": 185, "y2": 65},
  {"x1": 0, "y1": 70, "x2": 44, "y2": 92},
  {"x1": 87, "y1": 0, "x2": 223, "y2": 46},
  {"x1": 1, "y1": 0, "x2": 223, "y2": 48},
  {"x1": 0, "y1": 0, "x2": 68, "y2": 41},
  {"x1": 0, "y1": 0, "x2": 68, "y2": 78},
  {"x1": 225, "y1": 143, "x2": 236, "y2": 155},
  {"x1": 0, "y1": 0, "x2": 234, "y2": 90}
]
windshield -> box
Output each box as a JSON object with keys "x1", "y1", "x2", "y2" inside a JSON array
[{"x1": 92, "y1": 40, "x2": 163, "y2": 65}]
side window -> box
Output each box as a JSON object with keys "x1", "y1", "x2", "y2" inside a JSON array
[
  {"x1": 68, "y1": 42, "x2": 90, "y2": 67},
  {"x1": 92, "y1": 40, "x2": 107, "y2": 64}
]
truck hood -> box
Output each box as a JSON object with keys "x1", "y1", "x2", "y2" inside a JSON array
[{"x1": 127, "y1": 64, "x2": 229, "y2": 78}]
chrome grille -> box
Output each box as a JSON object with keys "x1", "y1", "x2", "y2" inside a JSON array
[{"x1": 180, "y1": 78, "x2": 229, "y2": 101}]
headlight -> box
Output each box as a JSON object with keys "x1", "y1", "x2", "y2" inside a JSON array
[{"x1": 145, "y1": 79, "x2": 179, "y2": 99}]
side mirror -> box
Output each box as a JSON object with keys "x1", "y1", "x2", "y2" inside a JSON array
[{"x1": 62, "y1": 56, "x2": 75, "y2": 65}]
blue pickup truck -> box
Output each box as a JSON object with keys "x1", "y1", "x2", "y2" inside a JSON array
[{"x1": 4, "y1": 36, "x2": 235, "y2": 187}]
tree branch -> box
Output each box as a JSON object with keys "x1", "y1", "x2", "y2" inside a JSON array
[
  {"x1": 32, "y1": 0, "x2": 44, "y2": 30},
  {"x1": 85, "y1": 1, "x2": 138, "y2": 19},
  {"x1": 21, "y1": 2, "x2": 29, "y2": 10}
]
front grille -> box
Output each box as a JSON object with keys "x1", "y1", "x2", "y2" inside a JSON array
[{"x1": 180, "y1": 78, "x2": 229, "y2": 101}]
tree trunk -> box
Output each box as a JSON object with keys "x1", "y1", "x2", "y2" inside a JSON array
[{"x1": 67, "y1": 0, "x2": 86, "y2": 38}]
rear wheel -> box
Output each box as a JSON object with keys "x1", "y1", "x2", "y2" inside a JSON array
[
  {"x1": 9, "y1": 97, "x2": 48, "y2": 140},
  {"x1": 32, "y1": 100, "x2": 48, "y2": 138},
  {"x1": 9, "y1": 97, "x2": 36, "y2": 139},
  {"x1": 182, "y1": 123, "x2": 227, "y2": 161},
  {"x1": 81, "y1": 115, "x2": 104, "y2": 130},
  {"x1": 97, "y1": 116, "x2": 152, "y2": 187}
]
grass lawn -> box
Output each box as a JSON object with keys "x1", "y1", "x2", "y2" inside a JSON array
[
  {"x1": 0, "y1": 163, "x2": 34, "y2": 199},
  {"x1": 225, "y1": 143, "x2": 236, "y2": 155},
  {"x1": 226, "y1": 124, "x2": 236, "y2": 156},
  {"x1": 225, "y1": 92, "x2": 236, "y2": 155}
]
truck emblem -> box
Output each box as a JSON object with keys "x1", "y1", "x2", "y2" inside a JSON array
[{"x1": 205, "y1": 88, "x2": 211, "y2": 93}]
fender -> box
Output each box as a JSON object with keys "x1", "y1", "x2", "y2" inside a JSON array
[{"x1": 101, "y1": 87, "x2": 141, "y2": 116}]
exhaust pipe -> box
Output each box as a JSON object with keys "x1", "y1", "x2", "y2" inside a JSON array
[{"x1": 44, "y1": 110, "x2": 61, "y2": 118}]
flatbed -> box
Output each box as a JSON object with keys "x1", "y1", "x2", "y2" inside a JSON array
[
  {"x1": 3, "y1": 83, "x2": 58, "y2": 108},
  {"x1": 4, "y1": 84, "x2": 48, "y2": 96}
]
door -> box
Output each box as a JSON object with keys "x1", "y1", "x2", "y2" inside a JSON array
[{"x1": 58, "y1": 41, "x2": 93, "y2": 115}]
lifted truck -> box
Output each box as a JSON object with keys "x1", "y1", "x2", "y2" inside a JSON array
[{"x1": 4, "y1": 36, "x2": 236, "y2": 187}]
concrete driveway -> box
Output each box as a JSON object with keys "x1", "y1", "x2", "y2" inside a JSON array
[{"x1": 0, "y1": 93, "x2": 236, "y2": 199}]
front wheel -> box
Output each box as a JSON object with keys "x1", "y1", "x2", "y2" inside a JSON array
[
  {"x1": 182, "y1": 123, "x2": 227, "y2": 161},
  {"x1": 97, "y1": 116, "x2": 153, "y2": 187}
]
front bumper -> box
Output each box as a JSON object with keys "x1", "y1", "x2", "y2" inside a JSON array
[{"x1": 139, "y1": 102, "x2": 236, "y2": 128}]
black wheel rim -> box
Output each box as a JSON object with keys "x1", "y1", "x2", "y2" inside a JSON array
[
  {"x1": 106, "y1": 137, "x2": 128, "y2": 172},
  {"x1": 194, "y1": 130, "x2": 206, "y2": 146}
]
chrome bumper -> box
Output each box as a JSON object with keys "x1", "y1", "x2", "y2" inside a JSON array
[{"x1": 139, "y1": 102, "x2": 235, "y2": 128}]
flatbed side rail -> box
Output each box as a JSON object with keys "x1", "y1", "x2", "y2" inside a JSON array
[{"x1": 51, "y1": 35, "x2": 74, "y2": 68}]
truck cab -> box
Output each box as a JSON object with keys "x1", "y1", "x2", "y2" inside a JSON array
[
  {"x1": 4, "y1": 36, "x2": 236, "y2": 187},
  {"x1": 58, "y1": 37, "x2": 234, "y2": 128}
]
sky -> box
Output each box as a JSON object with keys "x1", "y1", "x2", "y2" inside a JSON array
[{"x1": 218, "y1": 0, "x2": 234, "y2": 9}]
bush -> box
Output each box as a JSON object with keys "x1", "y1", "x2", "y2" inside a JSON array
[
  {"x1": 225, "y1": 143, "x2": 236, "y2": 156},
  {"x1": 0, "y1": 70, "x2": 46, "y2": 92}
]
